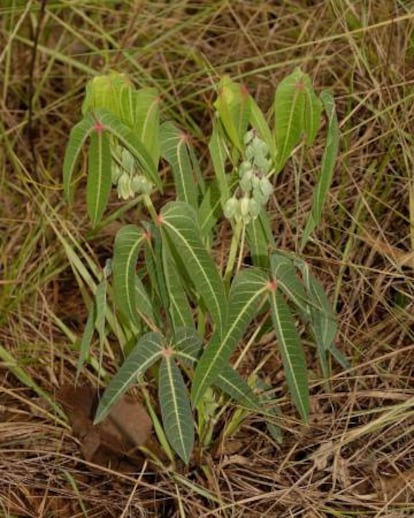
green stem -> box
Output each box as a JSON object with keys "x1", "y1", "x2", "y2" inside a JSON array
[
  {"x1": 143, "y1": 193, "x2": 158, "y2": 222},
  {"x1": 224, "y1": 219, "x2": 243, "y2": 284}
]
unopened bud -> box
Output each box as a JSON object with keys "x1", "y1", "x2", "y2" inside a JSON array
[{"x1": 224, "y1": 197, "x2": 239, "y2": 219}]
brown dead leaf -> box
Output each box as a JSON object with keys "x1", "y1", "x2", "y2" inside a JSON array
[
  {"x1": 57, "y1": 383, "x2": 152, "y2": 472},
  {"x1": 376, "y1": 468, "x2": 414, "y2": 503}
]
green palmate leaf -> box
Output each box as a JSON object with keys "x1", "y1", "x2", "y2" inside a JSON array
[
  {"x1": 160, "y1": 201, "x2": 227, "y2": 336},
  {"x1": 270, "y1": 252, "x2": 308, "y2": 315},
  {"x1": 160, "y1": 122, "x2": 199, "y2": 208},
  {"x1": 159, "y1": 356, "x2": 194, "y2": 463},
  {"x1": 134, "y1": 88, "x2": 161, "y2": 164},
  {"x1": 162, "y1": 245, "x2": 194, "y2": 331},
  {"x1": 95, "y1": 331, "x2": 164, "y2": 424},
  {"x1": 174, "y1": 326, "x2": 203, "y2": 366},
  {"x1": 246, "y1": 210, "x2": 274, "y2": 268},
  {"x1": 208, "y1": 124, "x2": 230, "y2": 208},
  {"x1": 192, "y1": 268, "x2": 269, "y2": 406},
  {"x1": 142, "y1": 223, "x2": 168, "y2": 315},
  {"x1": 301, "y1": 90, "x2": 339, "y2": 249},
  {"x1": 248, "y1": 96, "x2": 275, "y2": 156},
  {"x1": 113, "y1": 225, "x2": 152, "y2": 328},
  {"x1": 63, "y1": 113, "x2": 95, "y2": 203},
  {"x1": 269, "y1": 289, "x2": 309, "y2": 421},
  {"x1": 274, "y1": 67, "x2": 307, "y2": 172},
  {"x1": 93, "y1": 107, "x2": 161, "y2": 189},
  {"x1": 308, "y1": 275, "x2": 337, "y2": 352},
  {"x1": 302, "y1": 74, "x2": 322, "y2": 146},
  {"x1": 76, "y1": 302, "x2": 96, "y2": 381},
  {"x1": 214, "y1": 76, "x2": 250, "y2": 151},
  {"x1": 87, "y1": 130, "x2": 112, "y2": 227}
]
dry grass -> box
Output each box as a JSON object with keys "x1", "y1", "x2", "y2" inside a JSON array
[{"x1": 2, "y1": 0, "x2": 414, "y2": 516}]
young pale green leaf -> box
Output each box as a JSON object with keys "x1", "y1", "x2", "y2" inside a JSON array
[
  {"x1": 269, "y1": 289, "x2": 309, "y2": 421},
  {"x1": 270, "y1": 252, "x2": 308, "y2": 315},
  {"x1": 303, "y1": 74, "x2": 322, "y2": 146},
  {"x1": 63, "y1": 113, "x2": 95, "y2": 203},
  {"x1": 274, "y1": 67, "x2": 307, "y2": 172},
  {"x1": 134, "y1": 88, "x2": 161, "y2": 164},
  {"x1": 248, "y1": 96, "x2": 275, "y2": 156},
  {"x1": 87, "y1": 131, "x2": 112, "y2": 227},
  {"x1": 162, "y1": 245, "x2": 194, "y2": 331},
  {"x1": 160, "y1": 122, "x2": 199, "y2": 208},
  {"x1": 76, "y1": 302, "x2": 96, "y2": 381},
  {"x1": 159, "y1": 356, "x2": 194, "y2": 464},
  {"x1": 160, "y1": 201, "x2": 227, "y2": 336},
  {"x1": 301, "y1": 90, "x2": 339, "y2": 249},
  {"x1": 174, "y1": 327, "x2": 203, "y2": 366},
  {"x1": 113, "y1": 225, "x2": 152, "y2": 328},
  {"x1": 92, "y1": 107, "x2": 161, "y2": 189},
  {"x1": 192, "y1": 268, "x2": 269, "y2": 406},
  {"x1": 214, "y1": 76, "x2": 250, "y2": 151},
  {"x1": 246, "y1": 210, "x2": 274, "y2": 268},
  {"x1": 208, "y1": 124, "x2": 230, "y2": 207},
  {"x1": 117, "y1": 79, "x2": 135, "y2": 128},
  {"x1": 82, "y1": 72, "x2": 131, "y2": 117},
  {"x1": 95, "y1": 331, "x2": 164, "y2": 424}
]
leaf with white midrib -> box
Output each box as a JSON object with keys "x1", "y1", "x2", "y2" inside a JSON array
[
  {"x1": 160, "y1": 122, "x2": 198, "y2": 208},
  {"x1": 94, "y1": 331, "x2": 164, "y2": 424},
  {"x1": 63, "y1": 113, "x2": 95, "y2": 203},
  {"x1": 113, "y1": 225, "x2": 149, "y2": 328},
  {"x1": 269, "y1": 290, "x2": 309, "y2": 421},
  {"x1": 159, "y1": 356, "x2": 194, "y2": 464},
  {"x1": 192, "y1": 268, "x2": 268, "y2": 406},
  {"x1": 87, "y1": 130, "x2": 112, "y2": 227},
  {"x1": 160, "y1": 201, "x2": 226, "y2": 336}
]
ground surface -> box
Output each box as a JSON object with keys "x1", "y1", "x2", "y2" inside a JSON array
[{"x1": 2, "y1": 1, "x2": 414, "y2": 517}]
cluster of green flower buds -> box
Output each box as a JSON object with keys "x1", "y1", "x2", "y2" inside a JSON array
[
  {"x1": 224, "y1": 130, "x2": 274, "y2": 224},
  {"x1": 111, "y1": 147, "x2": 153, "y2": 200}
]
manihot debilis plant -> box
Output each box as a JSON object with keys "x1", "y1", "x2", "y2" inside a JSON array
[{"x1": 63, "y1": 69, "x2": 348, "y2": 464}]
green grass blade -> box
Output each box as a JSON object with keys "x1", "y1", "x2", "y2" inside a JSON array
[
  {"x1": 93, "y1": 107, "x2": 161, "y2": 189},
  {"x1": 87, "y1": 130, "x2": 112, "y2": 227},
  {"x1": 301, "y1": 90, "x2": 339, "y2": 249},
  {"x1": 160, "y1": 201, "x2": 227, "y2": 336},
  {"x1": 192, "y1": 268, "x2": 268, "y2": 406},
  {"x1": 160, "y1": 121, "x2": 199, "y2": 208},
  {"x1": 307, "y1": 274, "x2": 337, "y2": 352},
  {"x1": 112, "y1": 225, "x2": 149, "y2": 328},
  {"x1": 269, "y1": 290, "x2": 309, "y2": 421},
  {"x1": 159, "y1": 357, "x2": 194, "y2": 464},
  {"x1": 63, "y1": 113, "x2": 95, "y2": 203},
  {"x1": 274, "y1": 67, "x2": 306, "y2": 172},
  {"x1": 94, "y1": 331, "x2": 164, "y2": 423},
  {"x1": 95, "y1": 279, "x2": 107, "y2": 353},
  {"x1": 76, "y1": 302, "x2": 95, "y2": 381}
]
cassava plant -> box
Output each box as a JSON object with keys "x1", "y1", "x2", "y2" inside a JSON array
[{"x1": 63, "y1": 69, "x2": 348, "y2": 464}]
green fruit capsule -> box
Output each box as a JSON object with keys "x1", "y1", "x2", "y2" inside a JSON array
[
  {"x1": 224, "y1": 197, "x2": 239, "y2": 219},
  {"x1": 243, "y1": 129, "x2": 255, "y2": 146},
  {"x1": 131, "y1": 174, "x2": 146, "y2": 193},
  {"x1": 240, "y1": 170, "x2": 253, "y2": 192},
  {"x1": 239, "y1": 160, "x2": 253, "y2": 177},
  {"x1": 248, "y1": 198, "x2": 261, "y2": 219},
  {"x1": 117, "y1": 172, "x2": 133, "y2": 199},
  {"x1": 111, "y1": 163, "x2": 122, "y2": 185},
  {"x1": 240, "y1": 196, "x2": 250, "y2": 218},
  {"x1": 260, "y1": 177, "x2": 274, "y2": 198}
]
